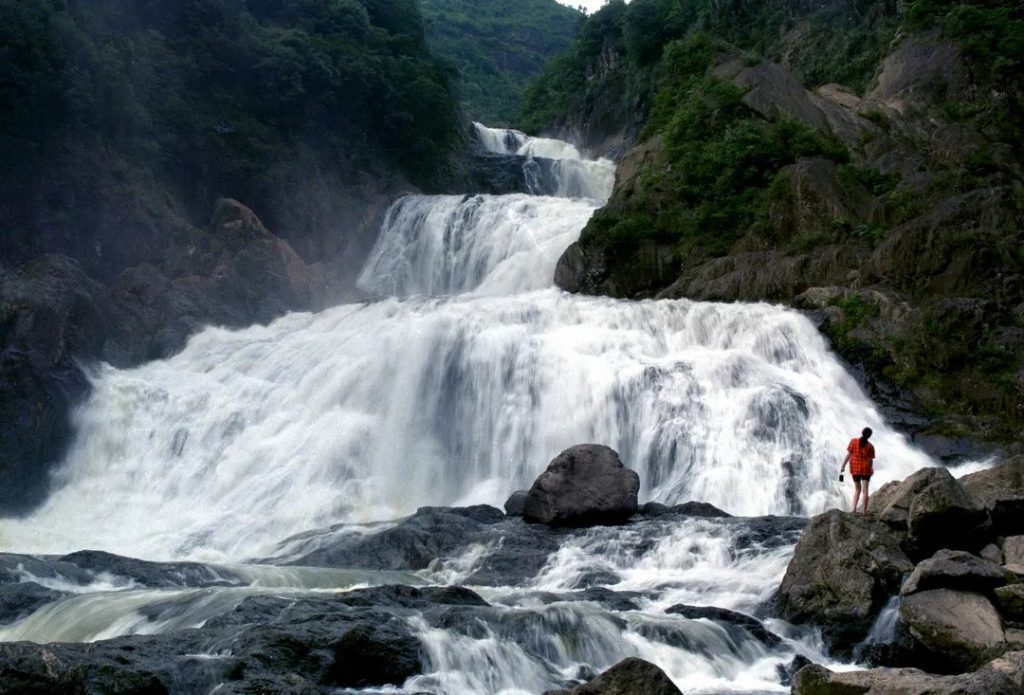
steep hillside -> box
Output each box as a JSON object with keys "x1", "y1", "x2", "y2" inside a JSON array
[
  {"x1": 420, "y1": 0, "x2": 581, "y2": 124},
  {"x1": 526, "y1": 0, "x2": 1024, "y2": 454},
  {"x1": 1, "y1": 0, "x2": 463, "y2": 281}
]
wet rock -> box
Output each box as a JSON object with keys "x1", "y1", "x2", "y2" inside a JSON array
[
  {"x1": 901, "y1": 549, "x2": 1012, "y2": 595},
  {"x1": 731, "y1": 515, "x2": 807, "y2": 551},
  {"x1": 639, "y1": 501, "x2": 731, "y2": 518},
  {"x1": 416, "y1": 504, "x2": 506, "y2": 525},
  {"x1": 961, "y1": 456, "x2": 1024, "y2": 536},
  {"x1": 0, "y1": 641, "x2": 171, "y2": 695},
  {"x1": 288, "y1": 506, "x2": 511, "y2": 571},
  {"x1": 0, "y1": 582, "x2": 68, "y2": 624},
  {"x1": 777, "y1": 654, "x2": 812, "y2": 687},
  {"x1": 466, "y1": 153, "x2": 533, "y2": 195},
  {"x1": 522, "y1": 445, "x2": 640, "y2": 526},
  {"x1": 57, "y1": 550, "x2": 245, "y2": 589},
  {"x1": 0, "y1": 552, "x2": 91, "y2": 586},
  {"x1": 900, "y1": 588, "x2": 1005, "y2": 672},
  {"x1": 323, "y1": 623, "x2": 422, "y2": 688},
  {"x1": 775, "y1": 509, "x2": 913, "y2": 654},
  {"x1": 504, "y1": 490, "x2": 529, "y2": 517},
  {"x1": 505, "y1": 587, "x2": 643, "y2": 612},
  {"x1": 665, "y1": 604, "x2": 781, "y2": 648},
  {"x1": 545, "y1": 657, "x2": 682, "y2": 695}
]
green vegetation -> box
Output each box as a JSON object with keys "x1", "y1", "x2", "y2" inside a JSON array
[
  {"x1": 419, "y1": 0, "x2": 581, "y2": 124},
  {"x1": 520, "y1": 0, "x2": 898, "y2": 136},
  {"x1": 906, "y1": 0, "x2": 1024, "y2": 141},
  {"x1": 0, "y1": 0, "x2": 462, "y2": 271},
  {"x1": 559, "y1": 32, "x2": 851, "y2": 259}
]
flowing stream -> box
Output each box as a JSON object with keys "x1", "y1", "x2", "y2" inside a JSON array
[{"x1": 0, "y1": 123, "x2": 942, "y2": 693}]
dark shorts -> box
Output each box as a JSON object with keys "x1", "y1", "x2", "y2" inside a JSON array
[{"x1": 853, "y1": 474, "x2": 871, "y2": 482}]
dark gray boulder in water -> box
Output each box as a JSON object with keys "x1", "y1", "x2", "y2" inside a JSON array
[
  {"x1": 504, "y1": 490, "x2": 529, "y2": 517},
  {"x1": 543, "y1": 657, "x2": 682, "y2": 695},
  {"x1": 522, "y1": 444, "x2": 640, "y2": 526},
  {"x1": 665, "y1": 604, "x2": 782, "y2": 648}
]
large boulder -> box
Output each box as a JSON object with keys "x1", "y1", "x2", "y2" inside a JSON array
[
  {"x1": 775, "y1": 509, "x2": 913, "y2": 654},
  {"x1": 901, "y1": 549, "x2": 1012, "y2": 595},
  {"x1": 544, "y1": 657, "x2": 681, "y2": 695},
  {"x1": 522, "y1": 445, "x2": 640, "y2": 526},
  {"x1": 900, "y1": 588, "x2": 1006, "y2": 672},
  {"x1": 962, "y1": 457, "x2": 1024, "y2": 535},
  {"x1": 869, "y1": 467, "x2": 988, "y2": 557}
]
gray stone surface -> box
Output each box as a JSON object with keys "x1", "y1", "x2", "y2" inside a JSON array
[
  {"x1": 900, "y1": 588, "x2": 1005, "y2": 671},
  {"x1": 901, "y1": 549, "x2": 1011, "y2": 596},
  {"x1": 775, "y1": 509, "x2": 912, "y2": 654}
]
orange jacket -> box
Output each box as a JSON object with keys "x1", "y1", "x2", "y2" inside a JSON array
[{"x1": 848, "y1": 438, "x2": 875, "y2": 477}]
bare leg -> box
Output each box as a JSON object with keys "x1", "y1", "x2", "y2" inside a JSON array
[
  {"x1": 862, "y1": 479, "x2": 870, "y2": 514},
  {"x1": 851, "y1": 479, "x2": 861, "y2": 514}
]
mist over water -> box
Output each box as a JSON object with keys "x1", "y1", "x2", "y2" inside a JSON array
[{"x1": 1, "y1": 125, "x2": 942, "y2": 693}]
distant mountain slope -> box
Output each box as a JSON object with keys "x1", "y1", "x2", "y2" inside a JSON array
[{"x1": 420, "y1": 0, "x2": 582, "y2": 124}]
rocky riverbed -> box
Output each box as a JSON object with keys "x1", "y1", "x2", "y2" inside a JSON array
[{"x1": 783, "y1": 455, "x2": 1024, "y2": 692}]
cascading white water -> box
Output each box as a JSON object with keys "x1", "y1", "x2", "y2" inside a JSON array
[
  {"x1": 356, "y1": 194, "x2": 598, "y2": 297},
  {"x1": 2, "y1": 127, "x2": 944, "y2": 694},
  {"x1": 5, "y1": 138, "x2": 933, "y2": 562},
  {"x1": 473, "y1": 121, "x2": 616, "y2": 201}
]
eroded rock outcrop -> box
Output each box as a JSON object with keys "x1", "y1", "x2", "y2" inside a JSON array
[
  {"x1": 775, "y1": 509, "x2": 913, "y2": 654},
  {"x1": 0, "y1": 201, "x2": 326, "y2": 515}
]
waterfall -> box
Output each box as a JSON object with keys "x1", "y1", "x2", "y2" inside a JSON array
[
  {"x1": 4, "y1": 138, "x2": 934, "y2": 562},
  {"x1": 1, "y1": 125, "x2": 943, "y2": 695},
  {"x1": 473, "y1": 122, "x2": 616, "y2": 201}
]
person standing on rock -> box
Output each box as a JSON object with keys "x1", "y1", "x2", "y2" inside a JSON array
[{"x1": 840, "y1": 427, "x2": 875, "y2": 514}]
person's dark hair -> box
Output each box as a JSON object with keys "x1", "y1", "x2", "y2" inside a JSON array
[{"x1": 859, "y1": 427, "x2": 873, "y2": 448}]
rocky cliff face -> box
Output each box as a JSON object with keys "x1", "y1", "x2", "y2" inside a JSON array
[{"x1": 551, "y1": 26, "x2": 1023, "y2": 454}]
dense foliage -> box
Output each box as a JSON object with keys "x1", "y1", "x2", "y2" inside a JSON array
[
  {"x1": 586, "y1": 35, "x2": 849, "y2": 258},
  {"x1": 418, "y1": 0, "x2": 581, "y2": 124},
  {"x1": 522, "y1": 0, "x2": 1023, "y2": 257},
  {"x1": 0, "y1": 0, "x2": 462, "y2": 272}
]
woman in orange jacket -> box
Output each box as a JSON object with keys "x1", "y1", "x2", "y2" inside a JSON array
[{"x1": 840, "y1": 427, "x2": 875, "y2": 514}]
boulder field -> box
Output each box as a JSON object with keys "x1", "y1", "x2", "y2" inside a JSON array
[{"x1": 778, "y1": 456, "x2": 1024, "y2": 690}]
